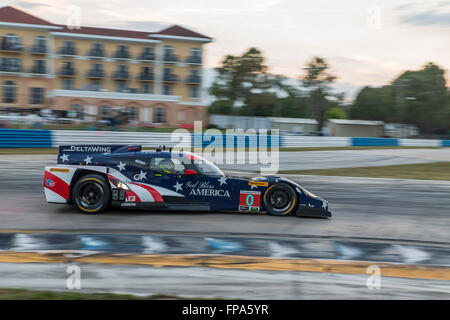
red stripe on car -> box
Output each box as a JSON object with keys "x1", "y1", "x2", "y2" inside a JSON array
[
  {"x1": 44, "y1": 170, "x2": 69, "y2": 200},
  {"x1": 125, "y1": 190, "x2": 141, "y2": 202},
  {"x1": 131, "y1": 183, "x2": 163, "y2": 202}
]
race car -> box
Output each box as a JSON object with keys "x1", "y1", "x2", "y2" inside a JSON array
[{"x1": 44, "y1": 144, "x2": 331, "y2": 218}]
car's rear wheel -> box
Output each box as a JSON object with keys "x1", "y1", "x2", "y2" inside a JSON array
[
  {"x1": 263, "y1": 183, "x2": 297, "y2": 216},
  {"x1": 72, "y1": 174, "x2": 110, "y2": 213}
]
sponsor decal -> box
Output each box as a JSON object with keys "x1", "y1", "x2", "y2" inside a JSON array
[
  {"x1": 239, "y1": 190, "x2": 261, "y2": 212},
  {"x1": 44, "y1": 171, "x2": 69, "y2": 199},
  {"x1": 64, "y1": 146, "x2": 112, "y2": 153},
  {"x1": 121, "y1": 202, "x2": 137, "y2": 207},
  {"x1": 50, "y1": 168, "x2": 70, "y2": 173},
  {"x1": 45, "y1": 179, "x2": 55, "y2": 188},
  {"x1": 126, "y1": 195, "x2": 136, "y2": 202},
  {"x1": 248, "y1": 181, "x2": 269, "y2": 187},
  {"x1": 185, "y1": 181, "x2": 230, "y2": 198},
  {"x1": 135, "y1": 159, "x2": 146, "y2": 165}
]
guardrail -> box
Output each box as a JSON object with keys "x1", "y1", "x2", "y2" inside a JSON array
[
  {"x1": 0, "y1": 129, "x2": 52, "y2": 148},
  {"x1": 0, "y1": 129, "x2": 449, "y2": 148}
]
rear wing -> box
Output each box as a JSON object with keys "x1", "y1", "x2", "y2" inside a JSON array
[{"x1": 57, "y1": 145, "x2": 141, "y2": 163}]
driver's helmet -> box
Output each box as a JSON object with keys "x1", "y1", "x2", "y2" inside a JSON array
[{"x1": 158, "y1": 158, "x2": 176, "y2": 174}]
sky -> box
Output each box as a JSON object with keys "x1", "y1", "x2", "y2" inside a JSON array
[{"x1": 4, "y1": 0, "x2": 450, "y2": 100}]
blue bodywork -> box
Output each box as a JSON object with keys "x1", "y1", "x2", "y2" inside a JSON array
[{"x1": 57, "y1": 145, "x2": 331, "y2": 217}]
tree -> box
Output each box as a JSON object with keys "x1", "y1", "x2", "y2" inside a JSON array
[
  {"x1": 349, "y1": 86, "x2": 396, "y2": 122},
  {"x1": 301, "y1": 56, "x2": 338, "y2": 130},
  {"x1": 209, "y1": 47, "x2": 269, "y2": 112},
  {"x1": 350, "y1": 62, "x2": 449, "y2": 134},
  {"x1": 325, "y1": 107, "x2": 347, "y2": 120}
]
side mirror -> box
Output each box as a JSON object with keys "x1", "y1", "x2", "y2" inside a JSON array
[{"x1": 184, "y1": 169, "x2": 198, "y2": 175}]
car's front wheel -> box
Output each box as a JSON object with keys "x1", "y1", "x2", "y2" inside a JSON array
[
  {"x1": 72, "y1": 174, "x2": 110, "y2": 213},
  {"x1": 263, "y1": 183, "x2": 297, "y2": 216}
]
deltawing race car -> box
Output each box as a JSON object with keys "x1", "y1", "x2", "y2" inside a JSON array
[{"x1": 44, "y1": 144, "x2": 331, "y2": 218}]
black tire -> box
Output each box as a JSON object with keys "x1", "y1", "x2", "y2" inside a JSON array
[
  {"x1": 72, "y1": 174, "x2": 110, "y2": 214},
  {"x1": 263, "y1": 183, "x2": 297, "y2": 216}
]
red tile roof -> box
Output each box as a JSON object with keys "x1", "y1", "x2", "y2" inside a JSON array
[
  {"x1": 0, "y1": 6, "x2": 211, "y2": 40},
  {"x1": 56, "y1": 25, "x2": 154, "y2": 40},
  {"x1": 0, "y1": 6, "x2": 55, "y2": 26},
  {"x1": 156, "y1": 25, "x2": 212, "y2": 39}
]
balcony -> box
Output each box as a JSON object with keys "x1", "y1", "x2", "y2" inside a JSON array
[
  {"x1": 112, "y1": 71, "x2": 129, "y2": 80},
  {"x1": 112, "y1": 50, "x2": 130, "y2": 59},
  {"x1": 163, "y1": 74, "x2": 178, "y2": 82},
  {"x1": 58, "y1": 68, "x2": 76, "y2": 77},
  {"x1": 0, "y1": 65, "x2": 22, "y2": 73},
  {"x1": 185, "y1": 75, "x2": 201, "y2": 84},
  {"x1": 0, "y1": 43, "x2": 24, "y2": 53},
  {"x1": 58, "y1": 47, "x2": 77, "y2": 56},
  {"x1": 86, "y1": 49, "x2": 105, "y2": 58},
  {"x1": 185, "y1": 56, "x2": 202, "y2": 64},
  {"x1": 29, "y1": 45, "x2": 47, "y2": 55},
  {"x1": 136, "y1": 73, "x2": 154, "y2": 81},
  {"x1": 28, "y1": 67, "x2": 47, "y2": 75},
  {"x1": 85, "y1": 70, "x2": 104, "y2": 79},
  {"x1": 138, "y1": 52, "x2": 155, "y2": 61},
  {"x1": 163, "y1": 54, "x2": 179, "y2": 63}
]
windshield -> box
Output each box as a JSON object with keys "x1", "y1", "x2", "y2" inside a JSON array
[{"x1": 195, "y1": 158, "x2": 224, "y2": 176}]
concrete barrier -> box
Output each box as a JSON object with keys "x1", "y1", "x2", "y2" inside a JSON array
[{"x1": 0, "y1": 129, "x2": 448, "y2": 148}]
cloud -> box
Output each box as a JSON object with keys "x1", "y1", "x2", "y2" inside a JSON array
[
  {"x1": 400, "y1": 10, "x2": 450, "y2": 27},
  {"x1": 397, "y1": 1, "x2": 450, "y2": 27}
]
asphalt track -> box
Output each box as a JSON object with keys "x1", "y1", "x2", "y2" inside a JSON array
[
  {"x1": 0, "y1": 150, "x2": 449, "y2": 298},
  {"x1": 0, "y1": 151, "x2": 449, "y2": 243}
]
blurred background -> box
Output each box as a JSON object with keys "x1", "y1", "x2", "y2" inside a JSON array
[{"x1": 0, "y1": 1, "x2": 448, "y2": 138}]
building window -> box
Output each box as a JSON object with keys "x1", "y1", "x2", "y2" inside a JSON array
[
  {"x1": 142, "y1": 83, "x2": 152, "y2": 94},
  {"x1": 101, "y1": 105, "x2": 110, "y2": 116},
  {"x1": 3, "y1": 81, "x2": 16, "y2": 103},
  {"x1": 189, "y1": 86, "x2": 200, "y2": 98},
  {"x1": 153, "y1": 108, "x2": 165, "y2": 123},
  {"x1": 70, "y1": 104, "x2": 83, "y2": 119},
  {"x1": 32, "y1": 36, "x2": 47, "y2": 52},
  {"x1": 116, "y1": 81, "x2": 127, "y2": 92},
  {"x1": 164, "y1": 46, "x2": 173, "y2": 56},
  {"x1": 62, "y1": 79, "x2": 73, "y2": 90},
  {"x1": 1, "y1": 34, "x2": 23, "y2": 51},
  {"x1": 31, "y1": 60, "x2": 46, "y2": 74},
  {"x1": 140, "y1": 47, "x2": 154, "y2": 60},
  {"x1": 163, "y1": 84, "x2": 172, "y2": 95},
  {"x1": 1, "y1": 58, "x2": 21, "y2": 72},
  {"x1": 29, "y1": 87, "x2": 45, "y2": 105},
  {"x1": 90, "y1": 80, "x2": 102, "y2": 91},
  {"x1": 128, "y1": 106, "x2": 137, "y2": 120}
]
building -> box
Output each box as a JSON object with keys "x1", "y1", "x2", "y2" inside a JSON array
[
  {"x1": 208, "y1": 115, "x2": 318, "y2": 134},
  {"x1": 268, "y1": 117, "x2": 318, "y2": 134},
  {"x1": 209, "y1": 115, "x2": 271, "y2": 131},
  {"x1": 0, "y1": 6, "x2": 212, "y2": 126},
  {"x1": 326, "y1": 119, "x2": 385, "y2": 137}
]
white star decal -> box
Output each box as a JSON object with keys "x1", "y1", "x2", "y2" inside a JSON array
[
  {"x1": 322, "y1": 201, "x2": 328, "y2": 209},
  {"x1": 60, "y1": 153, "x2": 69, "y2": 162},
  {"x1": 173, "y1": 181, "x2": 183, "y2": 192},
  {"x1": 218, "y1": 176, "x2": 227, "y2": 185},
  {"x1": 250, "y1": 184, "x2": 258, "y2": 189},
  {"x1": 84, "y1": 156, "x2": 92, "y2": 165},
  {"x1": 137, "y1": 170, "x2": 147, "y2": 181},
  {"x1": 308, "y1": 203, "x2": 314, "y2": 207},
  {"x1": 117, "y1": 161, "x2": 126, "y2": 171}
]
